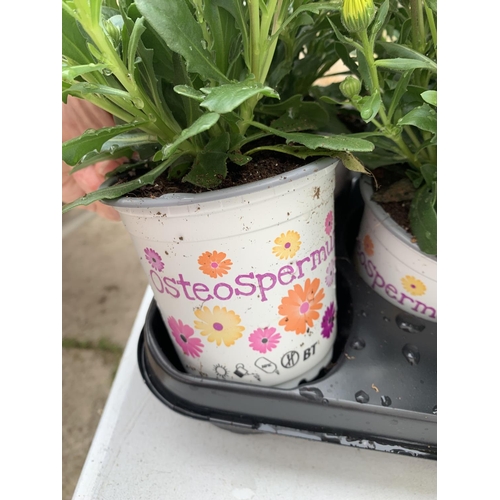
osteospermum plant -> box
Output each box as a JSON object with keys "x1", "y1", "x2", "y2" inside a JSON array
[
  {"x1": 62, "y1": 0, "x2": 376, "y2": 213},
  {"x1": 311, "y1": 0, "x2": 437, "y2": 254}
]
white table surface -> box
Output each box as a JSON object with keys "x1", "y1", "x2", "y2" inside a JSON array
[{"x1": 73, "y1": 286, "x2": 437, "y2": 500}]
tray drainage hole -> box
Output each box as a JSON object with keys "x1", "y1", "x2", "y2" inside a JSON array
[
  {"x1": 355, "y1": 390, "x2": 369, "y2": 403},
  {"x1": 350, "y1": 338, "x2": 366, "y2": 350},
  {"x1": 396, "y1": 314, "x2": 426, "y2": 334},
  {"x1": 381, "y1": 395, "x2": 392, "y2": 407},
  {"x1": 432, "y1": 405, "x2": 437, "y2": 415},
  {"x1": 402, "y1": 344, "x2": 420, "y2": 365}
]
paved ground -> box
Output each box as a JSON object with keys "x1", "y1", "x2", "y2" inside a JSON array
[{"x1": 62, "y1": 210, "x2": 148, "y2": 500}]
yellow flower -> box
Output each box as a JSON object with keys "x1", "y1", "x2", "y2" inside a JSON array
[
  {"x1": 401, "y1": 275, "x2": 427, "y2": 296},
  {"x1": 194, "y1": 306, "x2": 244, "y2": 347},
  {"x1": 341, "y1": 0, "x2": 376, "y2": 33},
  {"x1": 272, "y1": 230, "x2": 301, "y2": 260}
]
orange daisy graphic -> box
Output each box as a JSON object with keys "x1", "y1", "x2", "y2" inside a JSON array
[
  {"x1": 278, "y1": 278, "x2": 325, "y2": 334},
  {"x1": 198, "y1": 250, "x2": 233, "y2": 278},
  {"x1": 363, "y1": 234, "x2": 374, "y2": 256},
  {"x1": 401, "y1": 275, "x2": 427, "y2": 296},
  {"x1": 272, "y1": 230, "x2": 301, "y2": 260}
]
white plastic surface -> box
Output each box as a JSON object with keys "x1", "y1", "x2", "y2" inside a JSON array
[{"x1": 73, "y1": 286, "x2": 437, "y2": 500}]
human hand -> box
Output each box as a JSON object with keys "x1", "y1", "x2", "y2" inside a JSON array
[{"x1": 62, "y1": 96, "x2": 125, "y2": 221}]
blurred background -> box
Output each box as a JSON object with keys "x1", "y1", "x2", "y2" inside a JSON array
[{"x1": 62, "y1": 210, "x2": 148, "y2": 500}]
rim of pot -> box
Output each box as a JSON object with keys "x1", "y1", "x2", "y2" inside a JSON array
[
  {"x1": 359, "y1": 175, "x2": 437, "y2": 261},
  {"x1": 101, "y1": 157, "x2": 337, "y2": 209}
]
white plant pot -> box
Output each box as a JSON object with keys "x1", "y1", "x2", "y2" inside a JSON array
[
  {"x1": 107, "y1": 158, "x2": 340, "y2": 388},
  {"x1": 353, "y1": 176, "x2": 437, "y2": 322}
]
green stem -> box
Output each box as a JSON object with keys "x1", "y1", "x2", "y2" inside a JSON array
[
  {"x1": 410, "y1": 0, "x2": 426, "y2": 53},
  {"x1": 358, "y1": 29, "x2": 388, "y2": 125},
  {"x1": 424, "y1": 4, "x2": 437, "y2": 53},
  {"x1": 404, "y1": 126, "x2": 424, "y2": 153}
]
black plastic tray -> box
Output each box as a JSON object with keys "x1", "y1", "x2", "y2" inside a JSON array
[{"x1": 137, "y1": 180, "x2": 437, "y2": 459}]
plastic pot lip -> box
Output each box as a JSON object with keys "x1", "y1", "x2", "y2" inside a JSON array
[
  {"x1": 101, "y1": 157, "x2": 338, "y2": 209},
  {"x1": 359, "y1": 175, "x2": 437, "y2": 261}
]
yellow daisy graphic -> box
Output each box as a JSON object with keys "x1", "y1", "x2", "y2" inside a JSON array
[
  {"x1": 194, "y1": 306, "x2": 244, "y2": 347},
  {"x1": 401, "y1": 275, "x2": 427, "y2": 296},
  {"x1": 272, "y1": 230, "x2": 301, "y2": 260}
]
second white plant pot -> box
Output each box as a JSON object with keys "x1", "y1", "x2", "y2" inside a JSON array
[
  {"x1": 107, "y1": 158, "x2": 340, "y2": 388},
  {"x1": 354, "y1": 176, "x2": 437, "y2": 322}
]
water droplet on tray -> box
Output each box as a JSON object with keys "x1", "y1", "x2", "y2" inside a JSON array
[
  {"x1": 381, "y1": 395, "x2": 392, "y2": 407},
  {"x1": 402, "y1": 344, "x2": 420, "y2": 365},
  {"x1": 396, "y1": 314, "x2": 425, "y2": 333},
  {"x1": 355, "y1": 390, "x2": 369, "y2": 403},
  {"x1": 350, "y1": 338, "x2": 366, "y2": 350},
  {"x1": 299, "y1": 387, "x2": 324, "y2": 401}
]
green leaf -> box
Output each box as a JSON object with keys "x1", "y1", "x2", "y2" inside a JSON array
[
  {"x1": 70, "y1": 147, "x2": 135, "y2": 173},
  {"x1": 370, "y1": 0, "x2": 390, "y2": 43},
  {"x1": 127, "y1": 17, "x2": 147, "y2": 74},
  {"x1": 375, "y1": 58, "x2": 437, "y2": 73},
  {"x1": 421, "y1": 164, "x2": 437, "y2": 186},
  {"x1": 269, "y1": 101, "x2": 329, "y2": 132},
  {"x1": 398, "y1": 104, "x2": 437, "y2": 134},
  {"x1": 200, "y1": 80, "x2": 279, "y2": 114},
  {"x1": 421, "y1": 90, "x2": 437, "y2": 107},
  {"x1": 228, "y1": 153, "x2": 252, "y2": 166},
  {"x1": 62, "y1": 63, "x2": 107, "y2": 80},
  {"x1": 135, "y1": 0, "x2": 230, "y2": 83},
  {"x1": 183, "y1": 133, "x2": 229, "y2": 188},
  {"x1": 359, "y1": 92, "x2": 381, "y2": 122},
  {"x1": 159, "y1": 112, "x2": 221, "y2": 159},
  {"x1": 62, "y1": 82, "x2": 131, "y2": 101},
  {"x1": 62, "y1": 154, "x2": 184, "y2": 212},
  {"x1": 248, "y1": 122, "x2": 375, "y2": 152},
  {"x1": 62, "y1": 6, "x2": 94, "y2": 64},
  {"x1": 387, "y1": 70, "x2": 414, "y2": 122},
  {"x1": 174, "y1": 85, "x2": 206, "y2": 101},
  {"x1": 62, "y1": 121, "x2": 149, "y2": 166},
  {"x1": 375, "y1": 41, "x2": 438, "y2": 72},
  {"x1": 409, "y1": 183, "x2": 437, "y2": 255},
  {"x1": 425, "y1": 0, "x2": 437, "y2": 12}
]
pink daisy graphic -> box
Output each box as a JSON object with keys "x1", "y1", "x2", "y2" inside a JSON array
[
  {"x1": 325, "y1": 211, "x2": 333, "y2": 235},
  {"x1": 167, "y1": 316, "x2": 204, "y2": 358},
  {"x1": 321, "y1": 302, "x2": 336, "y2": 339},
  {"x1": 144, "y1": 247, "x2": 164, "y2": 272},
  {"x1": 248, "y1": 327, "x2": 282, "y2": 354},
  {"x1": 325, "y1": 260, "x2": 335, "y2": 287}
]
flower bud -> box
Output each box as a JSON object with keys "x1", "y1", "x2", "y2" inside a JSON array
[
  {"x1": 105, "y1": 19, "x2": 121, "y2": 47},
  {"x1": 339, "y1": 77, "x2": 362, "y2": 99},
  {"x1": 341, "y1": 0, "x2": 376, "y2": 33}
]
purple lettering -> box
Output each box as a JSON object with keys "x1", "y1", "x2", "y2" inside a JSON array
[
  {"x1": 325, "y1": 233, "x2": 334, "y2": 256},
  {"x1": 296, "y1": 256, "x2": 311, "y2": 279},
  {"x1": 412, "y1": 300, "x2": 437, "y2": 319},
  {"x1": 163, "y1": 276, "x2": 180, "y2": 298},
  {"x1": 371, "y1": 270, "x2": 385, "y2": 290},
  {"x1": 385, "y1": 283, "x2": 398, "y2": 300},
  {"x1": 192, "y1": 282, "x2": 213, "y2": 301},
  {"x1": 150, "y1": 270, "x2": 164, "y2": 293},
  {"x1": 366, "y1": 259, "x2": 376, "y2": 278},
  {"x1": 277, "y1": 265, "x2": 295, "y2": 286},
  {"x1": 398, "y1": 293, "x2": 415, "y2": 307},
  {"x1": 235, "y1": 273, "x2": 257, "y2": 297},
  {"x1": 214, "y1": 283, "x2": 234, "y2": 301},
  {"x1": 176, "y1": 274, "x2": 195, "y2": 300},
  {"x1": 255, "y1": 273, "x2": 277, "y2": 302},
  {"x1": 310, "y1": 246, "x2": 327, "y2": 270}
]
